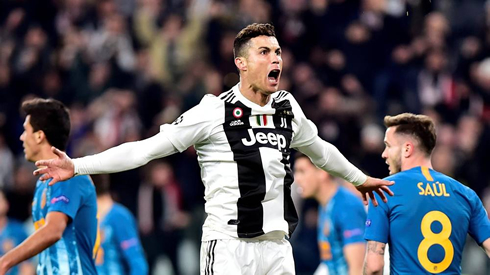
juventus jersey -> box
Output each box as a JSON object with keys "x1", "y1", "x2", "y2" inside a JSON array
[{"x1": 160, "y1": 84, "x2": 318, "y2": 241}]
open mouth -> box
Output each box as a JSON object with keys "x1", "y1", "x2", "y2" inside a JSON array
[{"x1": 268, "y1": 69, "x2": 280, "y2": 84}]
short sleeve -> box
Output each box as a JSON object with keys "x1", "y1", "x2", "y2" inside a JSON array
[
  {"x1": 114, "y1": 210, "x2": 143, "y2": 252},
  {"x1": 468, "y1": 188, "x2": 490, "y2": 244},
  {"x1": 364, "y1": 194, "x2": 390, "y2": 243},
  {"x1": 46, "y1": 178, "x2": 83, "y2": 220},
  {"x1": 287, "y1": 94, "x2": 318, "y2": 148},
  {"x1": 114, "y1": 208, "x2": 149, "y2": 275},
  {"x1": 337, "y1": 201, "x2": 367, "y2": 245},
  {"x1": 160, "y1": 95, "x2": 221, "y2": 152}
]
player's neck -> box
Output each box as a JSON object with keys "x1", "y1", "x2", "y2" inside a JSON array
[
  {"x1": 402, "y1": 155, "x2": 432, "y2": 171},
  {"x1": 33, "y1": 144, "x2": 60, "y2": 163},
  {"x1": 238, "y1": 82, "x2": 271, "y2": 107},
  {"x1": 317, "y1": 183, "x2": 338, "y2": 206},
  {"x1": 97, "y1": 195, "x2": 114, "y2": 220}
]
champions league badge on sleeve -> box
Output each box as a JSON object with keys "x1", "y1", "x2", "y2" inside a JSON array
[
  {"x1": 51, "y1": 195, "x2": 70, "y2": 205},
  {"x1": 172, "y1": 115, "x2": 184, "y2": 125}
]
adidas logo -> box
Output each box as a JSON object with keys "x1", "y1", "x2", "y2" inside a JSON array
[{"x1": 230, "y1": 120, "x2": 244, "y2": 126}]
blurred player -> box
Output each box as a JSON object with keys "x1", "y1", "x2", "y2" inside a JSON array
[
  {"x1": 34, "y1": 23, "x2": 393, "y2": 274},
  {"x1": 363, "y1": 113, "x2": 490, "y2": 274},
  {"x1": 0, "y1": 98, "x2": 98, "y2": 275},
  {"x1": 0, "y1": 190, "x2": 34, "y2": 275},
  {"x1": 91, "y1": 174, "x2": 148, "y2": 275},
  {"x1": 294, "y1": 154, "x2": 366, "y2": 275}
]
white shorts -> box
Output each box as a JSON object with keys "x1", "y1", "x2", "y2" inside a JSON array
[
  {"x1": 313, "y1": 263, "x2": 329, "y2": 275},
  {"x1": 200, "y1": 238, "x2": 295, "y2": 275}
]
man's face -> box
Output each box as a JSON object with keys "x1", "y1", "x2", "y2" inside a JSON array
[
  {"x1": 294, "y1": 157, "x2": 320, "y2": 199},
  {"x1": 241, "y1": 35, "x2": 282, "y2": 95},
  {"x1": 19, "y1": 115, "x2": 40, "y2": 162},
  {"x1": 381, "y1": 127, "x2": 402, "y2": 175}
]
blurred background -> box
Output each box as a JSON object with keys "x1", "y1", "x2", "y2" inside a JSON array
[{"x1": 0, "y1": 0, "x2": 489, "y2": 274}]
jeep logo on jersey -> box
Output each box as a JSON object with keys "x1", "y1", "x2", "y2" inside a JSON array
[{"x1": 241, "y1": 129, "x2": 287, "y2": 150}]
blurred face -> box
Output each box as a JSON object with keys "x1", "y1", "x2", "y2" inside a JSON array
[
  {"x1": 294, "y1": 157, "x2": 321, "y2": 199},
  {"x1": 381, "y1": 127, "x2": 402, "y2": 175},
  {"x1": 241, "y1": 35, "x2": 282, "y2": 95},
  {"x1": 19, "y1": 115, "x2": 41, "y2": 162},
  {"x1": 150, "y1": 163, "x2": 173, "y2": 188},
  {"x1": 0, "y1": 192, "x2": 8, "y2": 217}
]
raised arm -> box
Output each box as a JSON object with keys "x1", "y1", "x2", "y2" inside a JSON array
[
  {"x1": 34, "y1": 132, "x2": 178, "y2": 185},
  {"x1": 297, "y1": 137, "x2": 394, "y2": 205}
]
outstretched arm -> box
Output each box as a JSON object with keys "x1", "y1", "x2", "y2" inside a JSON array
[
  {"x1": 363, "y1": 241, "x2": 386, "y2": 275},
  {"x1": 0, "y1": 212, "x2": 69, "y2": 274},
  {"x1": 34, "y1": 132, "x2": 178, "y2": 185},
  {"x1": 297, "y1": 137, "x2": 394, "y2": 206}
]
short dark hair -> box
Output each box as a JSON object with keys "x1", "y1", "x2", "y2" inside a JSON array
[
  {"x1": 294, "y1": 152, "x2": 310, "y2": 162},
  {"x1": 21, "y1": 98, "x2": 71, "y2": 150},
  {"x1": 384, "y1": 113, "x2": 437, "y2": 156},
  {"x1": 90, "y1": 174, "x2": 111, "y2": 196},
  {"x1": 233, "y1": 23, "x2": 276, "y2": 58}
]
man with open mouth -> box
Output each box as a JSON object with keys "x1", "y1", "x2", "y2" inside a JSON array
[{"x1": 34, "y1": 23, "x2": 394, "y2": 275}]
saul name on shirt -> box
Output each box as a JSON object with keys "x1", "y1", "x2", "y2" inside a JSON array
[{"x1": 417, "y1": 182, "x2": 450, "y2": 197}]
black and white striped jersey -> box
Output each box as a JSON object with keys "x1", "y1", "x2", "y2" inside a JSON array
[{"x1": 160, "y1": 84, "x2": 318, "y2": 240}]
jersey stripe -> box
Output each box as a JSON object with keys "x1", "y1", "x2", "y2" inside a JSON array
[
  {"x1": 225, "y1": 93, "x2": 235, "y2": 102},
  {"x1": 275, "y1": 91, "x2": 284, "y2": 100},
  {"x1": 205, "y1": 240, "x2": 216, "y2": 275},
  {"x1": 209, "y1": 240, "x2": 216, "y2": 275},
  {"x1": 38, "y1": 252, "x2": 45, "y2": 275},
  {"x1": 75, "y1": 246, "x2": 83, "y2": 274},
  {"x1": 46, "y1": 252, "x2": 54, "y2": 274},
  {"x1": 205, "y1": 241, "x2": 211, "y2": 275},
  {"x1": 226, "y1": 94, "x2": 236, "y2": 103},
  {"x1": 276, "y1": 91, "x2": 288, "y2": 100},
  {"x1": 57, "y1": 239, "x2": 70, "y2": 274},
  {"x1": 271, "y1": 99, "x2": 297, "y2": 236},
  {"x1": 218, "y1": 89, "x2": 233, "y2": 100},
  {"x1": 421, "y1": 166, "x2": 434, "y2": 181},
  {"x1": 223, "y1": 101, "x2": 266, "y2": 238}
]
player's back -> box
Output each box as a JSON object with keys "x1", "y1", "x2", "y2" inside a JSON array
[
  {"x1": 318, "y1": 187, "x2": 366, "y2": 275},
  {"x1": 377, "y1": 166, "x2": 483, "y2": 274},
  {"x1": 32, "y1": 175, "x2": 98, "y2": 275},
  {"x1": 96, "y1": 203, "x2": 148, "y2": 275}
]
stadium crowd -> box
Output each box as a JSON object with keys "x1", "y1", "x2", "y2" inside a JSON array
[{"x1": 0, "y1": 0, "x2": 489, "y2": 274}]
